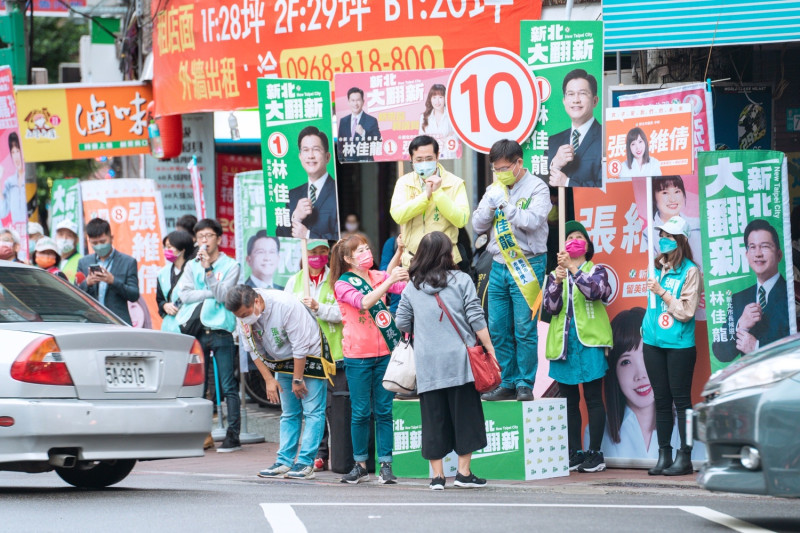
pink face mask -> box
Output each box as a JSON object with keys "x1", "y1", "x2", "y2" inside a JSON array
[
  {"x1": 355, "y1": 249, "x2": 373, "y2": 269},
  {"x1": 0, "y1": 241, "x2": 14, "y2": 260},
  {"x1": 164, "y1": 249, "x2": 179, "y2": 263},
  {"x1": 308, "y1": 254, "x2": 328, "y2": 269},
  {"x1": 565, "y1": 239, "x2": 588, "y2": 258}
]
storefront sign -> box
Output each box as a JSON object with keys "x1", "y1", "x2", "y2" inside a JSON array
[
  {"x1": 15, "y1": 83, "x2": 152, "y2": 162},
  {"x1": 151, "y1": 0, "x2": 542, "y2": 115},
  {"x1": 0, "y1": 0, "x2": 86, "y2": 16},
  {"x1": 713, "y1": 84, "x2": 772, "y2": 150},
  {"x1": 699, "y1": 150, "x2": 796, "y2": 372}
]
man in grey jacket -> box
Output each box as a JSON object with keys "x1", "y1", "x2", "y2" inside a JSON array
[{"x1": 472, "y1": 139, "x2": 551, "y2": 402}]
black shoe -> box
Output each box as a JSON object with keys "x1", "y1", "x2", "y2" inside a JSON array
[
  {"x1": 429, "y1": 476, "x2": 445, "y2": 490},
  {"x1": 648, "y1": 446, "x2": 673, "y2": 476},
  {"x1": 378, "y1": 462, "x2": 397, "y2": 484},
  {"x1": 481, "y1": 386, "x2": 516, "y2": 401},
  {"x1": 217, "y1": 432, "x2": 242, "y2": 453},
  {"x1": 454, "y1": 471, "x2": 487, "y2": 488},
  {"x1": 568, "y1": 450, "x2": 585, "y2": 471},
  {"x1": 577, "y1": 450, "x2": 606, "y2": 473},
  {"x1": 663, "y1": 448, "x2": 693, "y2": 476},
  {"x1": 341, "y1": 463, "x2": 369, "y2": 484},
  {"x1": 515, "y1": 386, "x2": 533, "y2": 401}
]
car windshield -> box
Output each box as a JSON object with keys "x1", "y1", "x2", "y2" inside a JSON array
[{"x1": 0, "y1": 266, "x2": 123, "y2": 325}]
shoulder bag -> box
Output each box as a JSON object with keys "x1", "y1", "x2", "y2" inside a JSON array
[{"x1": 382, "y1": 334, "x2": 416, "y2": 394}]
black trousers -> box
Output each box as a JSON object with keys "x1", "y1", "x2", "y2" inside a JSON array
[
  {"x1": 558, "y1": 378, "x2": 605, "y2": 453},
  {"x1": 642, "y1": 343, "x2": 696, "y2": 449},
  {"x1": 316, "y1": 364, "x2": 348, "y2": 460},
  {"x1": 419, "y1": 383, "x2": 487, "y2": 460}
]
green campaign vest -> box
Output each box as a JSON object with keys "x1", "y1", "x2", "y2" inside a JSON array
[
  {"x1": 546, "y1": 261, "x2": 613, "y2": 360},
  {"x1": 175, "y1": 255, "x2": 237, "y2": 333},
  {"x1": 289, "y1": 270, "x2": 344, "y2": 361},
  {"x1": 642, "y1": 259, "x2": 697, "y2": 349}
]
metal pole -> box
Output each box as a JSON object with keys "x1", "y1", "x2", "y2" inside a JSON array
[
  {"x1": 565, "y1": 0, "x2": 574, "y2": 21},
  {"x1": 211, "y1": 350, "x2": 227, "y2": 441},
  {"x1": 617, "y1": 52, "x2": 622, "y2": 85}
]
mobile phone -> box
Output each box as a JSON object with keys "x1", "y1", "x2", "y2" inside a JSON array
[{"x1": 89, "y1": 264, "x2": 103, "y2": 274}]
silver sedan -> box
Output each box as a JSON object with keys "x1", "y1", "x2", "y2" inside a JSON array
[{"x1": 0, "y1": 262, "x2": 212, "y2": 488}]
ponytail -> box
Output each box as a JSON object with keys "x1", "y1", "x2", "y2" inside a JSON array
[{"x1": 328, "y1": 234, "x2": 368, "y2": 290}]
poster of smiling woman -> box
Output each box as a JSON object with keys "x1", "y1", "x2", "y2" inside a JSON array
[{"x1": 0, "y1": 67, "x2": 28, "y2": 261}]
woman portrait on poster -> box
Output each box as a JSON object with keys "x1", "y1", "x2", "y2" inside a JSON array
[
  {"x1": 418, "y1": 84, "x2": 457, "y2": 158},
  {"x1": 619, "y1": 127, "x2": 661, "y2": 179},
  {"x1": 642, "y1": 175, "x2": 702, "y2": 265}
]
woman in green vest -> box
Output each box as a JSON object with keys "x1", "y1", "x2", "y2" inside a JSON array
[
  {"x1": 157, "y1": 230, "x2": 194, "y2": 333},
  {"x1": 642, "y1": 216, "x2": 702, "y2": 477},
  {"x1": 283, "y1": 239, "x2": 344, "y2": 473},
  {"x1": 544, "y1": 220, "x2": 612, "y2": 474}
]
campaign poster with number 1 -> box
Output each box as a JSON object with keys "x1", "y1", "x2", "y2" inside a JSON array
[
  {"x1": 520, "y1": 21, "x2": 604, "y2": 187},
  {"x1": 258, "y1": 78, "x2": 340, "y2": 241}
]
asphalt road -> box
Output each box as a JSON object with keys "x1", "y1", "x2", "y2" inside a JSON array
[{"x1": 3, "y1": 444, "x2": 800, "y2": 533}]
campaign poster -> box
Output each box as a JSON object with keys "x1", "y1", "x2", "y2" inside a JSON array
[
  {"x1": 333, "y1": 69, "x2": 460, "y2": 162},
  {"x1": 49, "y1": 178, "x2": 85, "y2": 255},
  {"x1": 572, "y1": 181, "x2": 709, "y2": 466},
  {"x1": 216, "y1": 153, "x2": 261, "y2": 258},
  {"x1": 712, "y1": 84, "x2": 772, "y2": 151},
  {"x1": 520, "y1": 21, "x2": 604, "y2": 187},
  {"x1": 605, "y1": 104, "x2": 694, "y2": 180},
  {"x1": 146, "y1": 113, "x2": 215, "y2": 231},
  {"x1": 81, "y1": 179, "x2": 167, "y2": 330},
  {"x1": 234, "y1": 171, "x2": 303, "y2": 290},
  {"x1": 0, "y1": 66, "x2": 28, "y2": 260},
  {"x1": 258, "y1": 78, "x2": 339, "y2": 241},
  {"x1": 699, "y1": 151, "x2": 796, "y2": 372},
  {"x1": 151, "y1": 0, "x2": 541, "y2": 115}
]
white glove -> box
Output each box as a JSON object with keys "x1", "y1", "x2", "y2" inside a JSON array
[{"x1": 485, "y1": 185, "x2": 507, "y2": 209}]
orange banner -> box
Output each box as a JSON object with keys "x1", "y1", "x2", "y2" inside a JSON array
[
  {"x1": 605, "y1": 103, "x2": 694, "y2": 181},
  {"x1": 15, "y1": 83, "x2": 152, "y2": 163},
  {"x1": 151, "y1": 0, "x2": 542, "y2": 115}
]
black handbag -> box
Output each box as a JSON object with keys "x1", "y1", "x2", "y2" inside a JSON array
[{"x1": 179, "y1": 303, "x2": 205, "y2": 338}]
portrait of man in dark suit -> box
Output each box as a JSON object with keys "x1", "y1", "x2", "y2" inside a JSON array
[
  {"x1": 713, "y1": 219, "x2": 790, "y2": 362},
  {"x1": 276, "y1": 126, "x2": 339, "y2": 240},
  {"x1": 244, "y1": 230, "x2": 284, "y2": 290},
  {"x1": 337, "y1": 86, "x2": 381, "y2": 162},
  {"x1": 548, "y1": 69, "x2": 602, "y2": 188}
]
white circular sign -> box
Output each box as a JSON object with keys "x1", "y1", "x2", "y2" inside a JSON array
[
  {"x1": 267, "y1": 132, "x2": 289, "y2": 158},
  {"x1": 447, "y1": 47, "x2": 540, "y2": 154}
]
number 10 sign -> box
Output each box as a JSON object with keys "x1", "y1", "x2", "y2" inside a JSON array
[{"x1": 447, "y1": 48, "x2": 540, "y2": 154}]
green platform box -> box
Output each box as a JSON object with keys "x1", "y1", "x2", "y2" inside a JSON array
[{"x1": 392, "y1": 398, "x2": 569, "y2": 480}]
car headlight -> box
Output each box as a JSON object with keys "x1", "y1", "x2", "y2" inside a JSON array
[{"x1": 719, "y1": 352, "x2": 800, "y2": 395}]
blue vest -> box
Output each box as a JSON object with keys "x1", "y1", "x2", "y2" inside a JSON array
[
  {"x1": 176, "y1": 255, "x2": 237, "y2": 333},
  {"x1": 158, "y1": 264, "x2": 182, "y2": 334},
  {"x1": 642, "y1": 259, "x2": 697, "y2": 349}
]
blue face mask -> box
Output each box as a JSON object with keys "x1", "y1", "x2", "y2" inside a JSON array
[
  {"x1": 93, "y1": 242, "x2": 113, "y2": 258},
  {"x1": 659, "y1": 237, "x2": 678, "y2": 253},
  {"x1": 413, "y1": 161, "x2": 437, "y2": 179}
]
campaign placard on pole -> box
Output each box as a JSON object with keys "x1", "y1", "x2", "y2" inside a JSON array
[
  {"x1": 258, "y1": 78, "x2": 340, "y2": 240},
  {"x1": 699, "y1": 150, "x2": 796, "y2": 372},
  {"x1": 234, "y1": 171, "x2": 303, "y2": 289},
  {"x1": 333, "y1": 69, "x2": 460, "y2": 162},
  {"x1": 216, "y1": 153, "x2": 261, "y2": 257},
  {"x1": 0, "y1": 66, "x2": 28, "y2": 260},
  {"x1": 81, "y1": 179, "x2": 167, "y2": 330},
  {"x1": 520, "y1": 21, "x2": 604, "y2": 187},
  {"x1": 447, "y1": 48, "x2": 540, "y2": 154},
  {"x1": 605, "y1": 104, "x2": 694, "y2": 180},
  {"x1": 49, "y1": 178, "x2": 85, "y2": 254}
]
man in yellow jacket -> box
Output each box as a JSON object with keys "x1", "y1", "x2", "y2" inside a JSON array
[{"x1": 390, "y1": 135, "x2": 470, "y2": 268}]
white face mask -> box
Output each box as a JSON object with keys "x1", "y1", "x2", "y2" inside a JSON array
[
  {"x1": 57, "y1": 238, "x2": 75, "y2": 255},
  {"x1": 240, "y1": 313, "x2": 259, "y2": 326},
  {"x1": 345, "y1": 223, "x2": 359, "y2": 233}
]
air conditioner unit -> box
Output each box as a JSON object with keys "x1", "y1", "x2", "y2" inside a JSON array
[{"x1": 59, "y1": 62, "x2": 81, "y2": 83}]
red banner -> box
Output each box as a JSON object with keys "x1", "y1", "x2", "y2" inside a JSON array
[
  {"x1": 152, "y1": 0, "x2": 541, "y2": 115},
  {"x1": 216, "y1": 153, "x2": 261, "y2": 258}
]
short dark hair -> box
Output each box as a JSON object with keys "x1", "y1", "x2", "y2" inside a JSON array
[
  {"x1": 176, "y1": 214, "x2": 197, "y2": 236},
  {"x1": 85, "y1": 217, "x2": 111, "y2": 238},
  {"x1": 347, "y1": 87, "x2": 364, "y2": 100},
  {"x1": 489, "y1": 139, "x2": 523, "y2": 164},
  {"x1": 744, "y1": 218, "x2": 780, "y2": 248},
  {"x1": 247, "y1": 230, "x2": 280, "y2": 256},
  {"x1": 409, "y1": 231, "x2": 457, "y2": 290},
  {"x1": 163, "y1": 230, "x2": 195, "y2": 257},
  {"x1": 8, "y1": 131, "x2": 20, "y2": 151},
  {"x1": 652, "y1": 176, "x2": 685, "y2": 213},
  {"x1": 562, "y1": 68, "x2": 598, "y2": 97},
  {"x1": 297, "y1": 125, "x2": 330, "y2": 153},
  {"x1": 225, "y1": 284, "x2": 258, "y2": 313},
  {"x1": 409, "y1": 135, "x2": 439, "y2": 158},
  {"x1": 194, "y1": 218, "x2": 223, "y2": 237}
]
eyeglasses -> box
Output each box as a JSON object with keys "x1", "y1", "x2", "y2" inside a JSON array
[
  {"x1": 491, "y1": 161, "x2": 519, "y2": 173},
  {"x1": 196, "y1": 232, "x2": 218, "y2": 241},
  {"x1": 301, "y1": 147, "x2": 325, "y2": 155},
  {"x1": 412, "y1": 156, "x2": 436, "y2": 164},
  {"x1": 565, "y1": 90, "x2": 592, "y2": 99}
]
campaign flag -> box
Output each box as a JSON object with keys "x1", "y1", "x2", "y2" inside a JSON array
[
  {"x1": 520, "y1": 21, "x2": 604, "y2": 188},
  {"x1": 49, "y1": 178, "x2": 85, "y2": 254},
  {"x1": 258, "y1": 78, "x2": 339, "y2": 241},
  {"x1": 0, "y1": 66, "x2": 28, "y2": 260},
  {"x1": 699, "y1": 150, "x2": 796, "y2": 372}
]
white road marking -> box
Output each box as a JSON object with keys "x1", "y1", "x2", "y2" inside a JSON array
[
  {"x1": 260, "y1": 504, "x2": 308, "y2": 533},
  {"x1": 680, "y1": 506, "x2": 776, "y2": 533}
]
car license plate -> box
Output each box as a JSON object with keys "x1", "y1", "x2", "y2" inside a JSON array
[{"x1": 105, "y1": 358, "x2": 148, "y2": 389}]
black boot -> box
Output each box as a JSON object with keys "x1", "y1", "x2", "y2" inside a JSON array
[
  {"x1": 663, "y1": 447, "x2": 693, "y2": 476},
  {"x1": 648, "y1": 445, "x2": 673, "y2": 476}
]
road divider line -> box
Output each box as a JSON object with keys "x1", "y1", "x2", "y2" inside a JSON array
[
  {"x1": 679, "y1": 506, "x2": 776, "y2": 533},
  {"x1": 260, "y1": 503, "x2": 308, "y2": 533}
]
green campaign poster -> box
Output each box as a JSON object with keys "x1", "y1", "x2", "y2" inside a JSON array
[
  {"x1": 699, "y1": 150, "x2": 796, "y2": 372},
  {"x1": 257, "y1": 78, "x2": 340, "y2": 241},
  {"x1": 49, "y1": 178, "x2": 84, "y2": 254},
  {"x1": 234, "y1": 171, "x2": 303, "y2": 290},
  {"x1": 520, "y1": 21, "x2": 604, "y2": 188}
]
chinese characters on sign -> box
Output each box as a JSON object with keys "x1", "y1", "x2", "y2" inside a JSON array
[
  {"x1": 0, "y1": 66, "x2": 28, "y2": 261},
  {"x1": 48, "y1": 178, "x2": 84, "y2": 254},
  {"x1": 216, "y1": 153, "x2": 261, "y2": 257}
]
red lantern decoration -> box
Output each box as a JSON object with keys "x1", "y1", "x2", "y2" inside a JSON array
[{"x1": 146, "y1": 101, "x2": 182, "y2": 160}]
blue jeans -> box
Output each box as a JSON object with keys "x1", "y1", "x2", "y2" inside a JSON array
[
  {"x1": 199, "y1": 329, "x2": 240, "y2": 435},
  {"x1": 275, "y1": 373, "x2": 327, "y2": 468},
  {"x1": 487, "y1": 255, "x2": 546, "y2": 389},
  {"x1": 344, "y1": 355, "x2": 394, "y2": 463}
]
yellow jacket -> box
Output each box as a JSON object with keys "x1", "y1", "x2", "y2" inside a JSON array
[{"x1": 390, "y1": 164, "x2": 469, "y2": 267}]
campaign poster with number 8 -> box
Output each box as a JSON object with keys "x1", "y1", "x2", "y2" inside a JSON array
[{"x1": 446, "y1": 48, "x2": 540, "y2": 154}]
